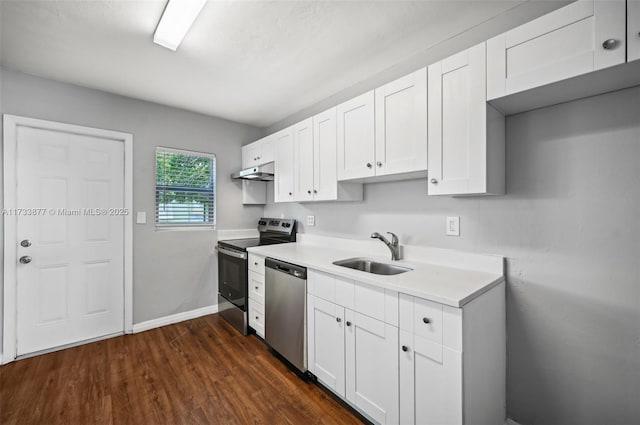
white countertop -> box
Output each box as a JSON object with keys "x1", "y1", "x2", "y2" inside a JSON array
[{"x1": 247, "y1": 238, "x2": 504, "y2": 308}]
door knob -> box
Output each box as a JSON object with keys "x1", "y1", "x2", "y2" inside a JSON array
[
  {"x1": 20, "y1": 239, "x2": 32, "y2": 248},
  {"x1": 602, "y1": 39, "x2": 618, "y2": 50},
  {"x1": 430, "y1": 178, "x2": 438, "y2": 184},
  {"x1": 19, "y1": 256, "x2": 32, "y2": 264}
]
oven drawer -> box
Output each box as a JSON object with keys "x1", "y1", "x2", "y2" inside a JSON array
[
  {"x1": 248, "y1": 271, "x2": 265, "y2": 305},
  {"x1": 249, "y1": 253, "x2": 265, "y2": 275},
  {"x1": 249, "y1": 300, "x2": 265, "y2": 338}
]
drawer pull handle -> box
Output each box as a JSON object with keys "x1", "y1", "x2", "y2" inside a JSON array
[
  {"x1": 402, "y1": 345, "x2": 409, "y2": 352},
  {"x1": 422, "y1": 317, "x2": 431, "y2": 324},
  {"x1": 336, "y1": 317, "x2": 342, "y2": 323},
  {"x1": 346, "y1": 321, "x2": 352, "y2": 327}
]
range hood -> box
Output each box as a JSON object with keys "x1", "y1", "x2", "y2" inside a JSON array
[{"x1": 231, "y1": 162, "x2": 274, "y2": 181}]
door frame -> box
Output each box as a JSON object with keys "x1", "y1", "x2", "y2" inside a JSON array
[{"x1": 2, "y1": 115, "x2": 133, "y2": 364}]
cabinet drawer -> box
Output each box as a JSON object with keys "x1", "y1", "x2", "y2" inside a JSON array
[
  {"x1": 354, "y1": 282, "x2": 398, "y2": 326},
  {"x1": 248, "y1": 271, "x2": 265, "y2": 305},
  {"x1": 248, "y1": 253, "x2": 265, "y2": 275},
  {"x1": 400, "y1": 294, "x2": 443, "y2": 345},
  {"x1": 249, "y1": 301, "x2": 265, "y2": 338},
  {"x1": 308, "y1": 270, "x2": 355, "y2": 309}
]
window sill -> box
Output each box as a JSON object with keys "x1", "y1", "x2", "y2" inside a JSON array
[{"x1": 155, "y1": 226, "x2": 216, "y2": 232}]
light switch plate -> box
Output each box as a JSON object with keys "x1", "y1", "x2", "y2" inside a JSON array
[
  {"x1": 307, "y1": 215, "x2": 315, "y2": 226},
  {"x1": 136, "y1": 211, "x2": 147, "y2": 224},
  {"x1": 446, "y1": 216, "x2": 460, "y2": 236}
]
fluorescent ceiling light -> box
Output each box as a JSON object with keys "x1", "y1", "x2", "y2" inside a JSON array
[{"x1": 153, "y1": 0, "x2": 207, "y2": 51}]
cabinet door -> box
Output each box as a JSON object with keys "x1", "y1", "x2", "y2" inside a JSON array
[
  {"x1": 399, "y1": 330, "x2": 462, "y2": 425},
  {"x1": 307, "y1": 295, "x2": 346, "y2": 397},
  {"x1": 273, "y1": 127, "x2": 295, "y2": 203},
  {"x1": 313, "y1": 108, "x2": 338, "y2": 201},
  {"x1": 374, "y1": 68, "x2": 427, "y2": 176},
  {"x1": 346, "y1": 310, "x2": 399, "y2": 424},
  {"x1": 428, "y1": 43, "x2": 487, "y2": 195},
  {"x1": 260, "y1": 136, "x2": 275, "y2": 164},
  {"x1": 629, "y1": 0, "x2": 640, "y2": 63},
  {"x1": 241, "y1": 142, "x2": 260, "y2": 168},
  {"x1": 487, "y1": 0, "x2": 625, "y2": 99},
  {"x1": 337, "y1": 91, "x2": 375, "y2": 181},
  {"x1": 293, "y1": 118, "x2": 315, "y2": 202}
]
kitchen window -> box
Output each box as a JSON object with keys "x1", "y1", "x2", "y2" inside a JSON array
[{"x1": 155, "y1": 147, "x2": 216, "y2": 226}]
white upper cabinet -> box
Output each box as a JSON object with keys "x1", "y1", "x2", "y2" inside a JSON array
[
  {"x1": 337, "y1": 91, "x2": 376, "y2": 181},
  {"x1": 487, "y1": 0, "x2": 626, "y2": 100},
  {"x1": 241, "y1": 135, "x2": 275, "y2": 168},
  {"x1": 293, "y1": 109, "x2": 363, "y2": 203},
  {"x1": 273, "y1": 127, "x2": 295, "y2": 203},
  {"x1": 293, "y1": 118, "x2": 315, "y2": 202},
  {"x1": 428, "y1": 42, "x2": 505, "y2": 196},
  {"x1": 629, "y1": 0, "x2": 640, "y2": 62},
  {"x1": 374, "y1": 67, "x2": 428, "y2": 177}
]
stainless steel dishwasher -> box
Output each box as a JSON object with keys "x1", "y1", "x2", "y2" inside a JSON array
[{"x1": 264, "y1": 257, "x2": 307, "y2": 373}]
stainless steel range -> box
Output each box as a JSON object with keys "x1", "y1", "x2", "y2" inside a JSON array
[{"x1": 216, "y1": 218, "x2": 296, "y2": 335}]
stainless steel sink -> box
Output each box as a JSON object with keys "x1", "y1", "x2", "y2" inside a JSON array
[{"x1": 332, "y1": 257, "x2": 412, "y2": 275}]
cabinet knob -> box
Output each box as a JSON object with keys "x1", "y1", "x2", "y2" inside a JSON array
[
  {"x1": 430, "y1": 178, "x2": 438, "y2": 184},
  {"x1": 255, "y1": 286, "x2": 259, "y2": 290},
  {"x1": 336, "y1": 317, "x2": 342, "y2": 323},
  {"x1": 255, "y1": 316, "x2": 259, "y2": 320},
  {"x1": 21, "y1": 239, "x2": 32, "y2": 248},
  {"x1": 366, "y1": 163, "x2": 372, "y2": 168},
  {"x1": 402, "y1": 345, "x2": 409, "y2": 352},
  {"x1": 307, "y1": 190, "x2": 311, "y2": 194},
  {"x1": 602, "y1": 39, "x2": 618, "y2": 50},
  {"x1": 254, "y1": 262, "x2": 258, "y2": 266},
  {"x1": 423, "y1": 317, "x2": 431, "y2": 324},
  {"x1": 313, "y1": 190, "x2": 317, "y2": 194},
  {"x1": 346, "y1": 321, "x2": 352, "y2": 327},
  {"x1": 377, "y1": 161, "x2": 382, "y2": 167},
  {"x1": 257, "y1": 156, "x2": 260, "y2": 160},
  {"x1": 19, "y1": 256, "x2": 32, "y2": 264},
  {"x1": 288, "y1": 192, "x2": 292, "y2": 196}
]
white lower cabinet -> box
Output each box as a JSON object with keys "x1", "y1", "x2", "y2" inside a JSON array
[
  {"x1": 307, "y1": 295, "x2": 346, "y2": 397},
  {"x1": 306, "y1": 269, "x2": 505, "y2": 425},
  {"x1": 346, "y1": 310, "x2": 399, "y2": 424}
]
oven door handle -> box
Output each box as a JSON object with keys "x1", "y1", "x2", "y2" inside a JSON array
[{"x1": 215, "y1": 245, "x2": 248, "y2": 260}]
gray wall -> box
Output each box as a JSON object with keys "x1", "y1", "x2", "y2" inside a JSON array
[
  {"x1": 0, "y1": 68, "x2": 263, "y2": 336},
  {"x1": 264, "y1": 87, "x2": 640, "y2": 425}
]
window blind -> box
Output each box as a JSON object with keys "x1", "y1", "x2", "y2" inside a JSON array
[{"x1": 155, "y1": 148, "x2": 216, "y2": 226}]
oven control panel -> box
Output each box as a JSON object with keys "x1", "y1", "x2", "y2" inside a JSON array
[{"x1": 258, "y1": 218, "x2": 296, "y2": 236}]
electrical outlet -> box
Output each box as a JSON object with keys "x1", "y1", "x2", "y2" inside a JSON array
[
  {"x1": 307, "y1": 215, "x2": 315, "y2": 227},
  {"x1": 446, "y1": 216, "x2": 460, "y2": 236}
]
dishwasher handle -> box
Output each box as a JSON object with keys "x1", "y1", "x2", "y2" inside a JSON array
[{"x1": 265, "y1": 257, "x2": 307, "y2": 279}]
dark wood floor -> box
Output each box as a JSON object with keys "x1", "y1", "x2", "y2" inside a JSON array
[{"x1": 0, "y1": 314, "x2": 364, "y2": 425}]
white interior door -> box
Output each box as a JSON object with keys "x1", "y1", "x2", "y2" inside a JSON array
[{"x1": 14, "y1": 125, "x2": 125, "y2": 356}]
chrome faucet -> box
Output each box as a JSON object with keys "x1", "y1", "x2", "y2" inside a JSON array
[{"x1": 371, "y1": 232, "x2": 401, "y2": 261}]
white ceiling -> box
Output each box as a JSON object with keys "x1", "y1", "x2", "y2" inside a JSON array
[{"x1": 2, "y1": 1, "x2": 552, "y2": 127}]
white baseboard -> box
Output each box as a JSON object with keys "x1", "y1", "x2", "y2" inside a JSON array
[
  {"x1": 132, "y1": 304, "x2": 218, "y2": 333},
  {"x1": 506, "y1": 418, "x2": 522, "y2": 425}
]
